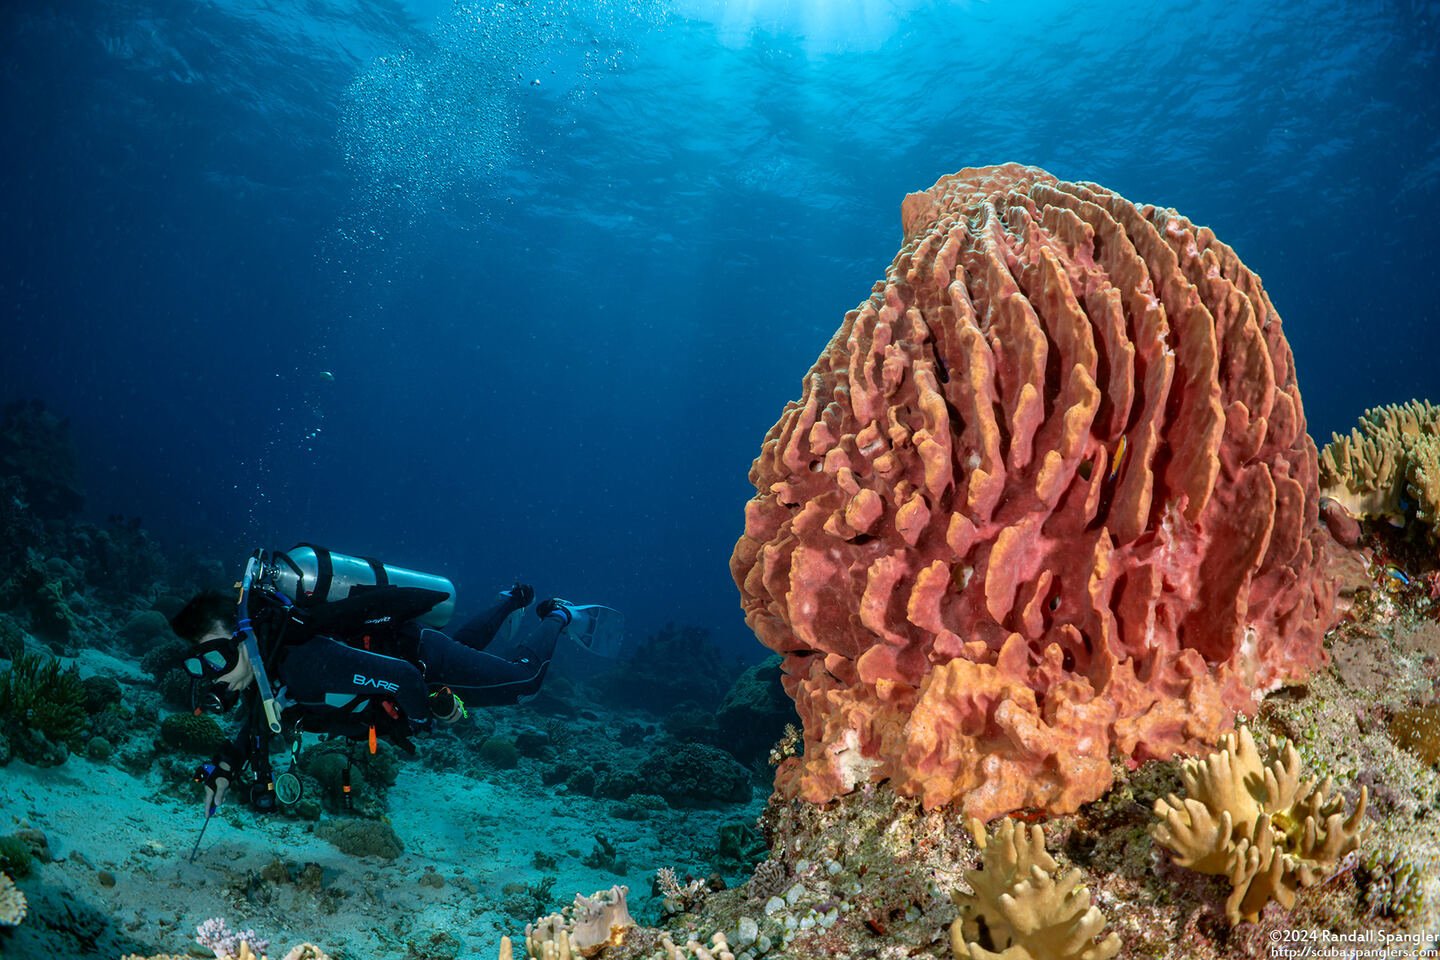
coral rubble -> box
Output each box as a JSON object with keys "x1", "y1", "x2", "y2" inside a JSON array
[{"x1": 732, "y1": 163, "x2": 1335, "y2": 820}]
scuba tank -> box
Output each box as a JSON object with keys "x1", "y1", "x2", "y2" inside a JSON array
[{"x1": 266, "y1": 544, "x2": 456, "y2": 627}]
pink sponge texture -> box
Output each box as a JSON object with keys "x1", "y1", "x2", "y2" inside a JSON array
[{"x1": 731, "y1": 164, "x2": 1336, "y2": 822}]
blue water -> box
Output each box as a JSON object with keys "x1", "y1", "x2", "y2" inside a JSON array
[{"x1": 3, "y1": 0, "x2": 1437, "y2": 657}]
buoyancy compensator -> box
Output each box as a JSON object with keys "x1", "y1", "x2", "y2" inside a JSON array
[{"x1": 265, "y1": 544, "x2": 456, "y2": 627}]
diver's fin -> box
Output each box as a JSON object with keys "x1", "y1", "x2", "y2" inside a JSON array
[{"x1": 562, "y1": 604, "x2": 624, "y2": 659}]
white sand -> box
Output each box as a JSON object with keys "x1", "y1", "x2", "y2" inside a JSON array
[{"x1": 1, "y1": 708, "x2": 757, "y2": 959}]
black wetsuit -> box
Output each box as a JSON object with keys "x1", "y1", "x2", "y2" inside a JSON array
[
  {"x1": 212, "y1": 593, "x2": 563, "y2": 787},
  {"x1": 276, "y1": 591, "x2": 564, "y2": 725}
]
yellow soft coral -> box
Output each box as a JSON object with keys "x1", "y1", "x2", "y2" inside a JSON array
[
  {"x1": 950, "y1": 818, "x2": 1121, "y2": 960},
  {"x1": 1150, "y1": 725, "x2": 1367, "y2": 924},
  {"x1": 1319, "y1": 398, "x2": 1440, "y2": 539}
]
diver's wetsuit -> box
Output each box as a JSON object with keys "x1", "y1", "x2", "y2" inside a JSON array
[
  {"x1": 202, "y1": 592, "x2": 566, "y2": 810},
  {"x1": 276, "y1": 592, "x2": 563, "y2": 720}
]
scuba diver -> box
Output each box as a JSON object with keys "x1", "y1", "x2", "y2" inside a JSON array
[{"x1": 169, "y1": 544, "x2": 622, "y2": 816}]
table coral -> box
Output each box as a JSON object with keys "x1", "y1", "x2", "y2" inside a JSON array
[
  {"x1": 1149, "y1": 725, "x2": 1367, "y2": 924},
  {"x1": 732, "y1": 163, "x2": 1336, "y2": 821},
  {"x1": 950, "y1": 818, "x2": 1120, "y2": 960},
  {"x1": 1318, "y1": 398, "x2": 1439, "y2": 541}
]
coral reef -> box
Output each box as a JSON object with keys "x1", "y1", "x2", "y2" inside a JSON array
[
  {"x1": 1319, "y1": 399, "x2": 1440, "y2": 542},
  {"x1": 480, "y1": 735, "x2": 521, "y2": 768},
  {"x1": 571, "y1": 885, "x2": 635, "y2": 955},
  {"x1": 123, "y1": 940, "x2": 330, "y2": 960},
  {"x1": 159, "y1": 711, "x2": 226, "y2": 753},
  {"x1": 714, "y1": 821, "x2": 769, "y2": 871},
  {"x1": 950, "y1": 817, "x2": 1120, "y2": 960},
  {"x1": 731, "y1": 163, "x2": 1336, "y2": 821},
  {"x1": 656, "y1": 865, "x2": 711, "y2": 916},
  {"x1": 298, "y1": 738, "x2": 400, "y2": 815},
  {"x1": 0, "y1": 398, "x2": 83, "y2": 519},
  {"x1": 0, "y1": 870, "x2": 26, "y2": 926},
  {"x1": 0, "y1": 475, "x2": 43, "y2": 573},
  {"x1": 1358, "y1": 849, "x2": 1426, "y2": 921},
  {"x1": 195, "y1": 916, "x2": 269, "y2": 958},
  {"x1": 117, "y1": 610, "x2": 176, "y2": 657},
  {"x1": 314, "y1": 818, "x2": 404, "y2": 859},
  {"x1": 0, "y1": 557, "x2": 83, "y2": 649},
  {"x1": 1149, "y1": 725, "x2": 1367, "y2": 924},
  {"x1": 0, "y1": 836, "x2": 34, "y2": 877},
  {"x1": 83, "y1": 516, "x2": 169, "y2": 598},
  {"x1": 0, "y1": 651, "x2": 87, "y2": 749},
  {"x1": 1387, "y1": 702, "x2": 1440, "y2": 765},
  {"x1": 637, "y1": 742, "x2": 753, "y2": 806},
  {"x1": 585, "y1": 623, "x2": 742, "y2": 714},
  {"x1": 516, "y1": 885, "x2": 635, "y2": 959},
  {"x1": 712, "y1": 655, "x2": 796, "y2": 764},
  {"x1": 660, "y1": 932, "x2": 734, "y2": 960}
]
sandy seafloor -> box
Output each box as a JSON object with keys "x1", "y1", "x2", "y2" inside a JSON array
[{"x1": 0, "y1": 642, "x2": 767, "y2": 960}]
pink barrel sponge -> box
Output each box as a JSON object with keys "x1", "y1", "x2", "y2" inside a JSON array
[{"x1": 731, "y1": 164, "x2": 1337, "y2": 822}]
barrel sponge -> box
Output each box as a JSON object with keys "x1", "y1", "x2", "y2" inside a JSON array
[
  {"x1": 731, "y1": 163, "x2": 1337, "y2": 821},
  {"x1": 1318, "y1": 398, "x2": 1440, "y2": 540}
]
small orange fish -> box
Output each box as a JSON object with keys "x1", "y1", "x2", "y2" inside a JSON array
[{"x1": 1107, "y1": 435, "x2": 1128, "y2": 482}]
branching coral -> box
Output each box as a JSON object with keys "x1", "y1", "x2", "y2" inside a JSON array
[
  {"x1": 657, "y1": 866, "x2": 709, "y2": 915},
  {"x1": 513, "y1": 885, "x2": 634, "y2": 959},
  {"x1": 949, "y1": 818, "x2": 1120, "y2": 960},
  {"x1": 0, "y1": 870, "x2": 26, "y2": 926},
  {"x1": 195, "y1": 916, "x2": 269, "y2": 958},
  {"x1": 0, "y1": 651, "x2": 87, "y2": 742},
  {"x1": 1319, "y1": 398, "x2": 1440, "y2": 540},
  {"x1": 661, "y1": 932, "x2": 734, "y2": 960},
  {"x1": 1149, "y1": 725, "x2": 1368, "y2": 924}
]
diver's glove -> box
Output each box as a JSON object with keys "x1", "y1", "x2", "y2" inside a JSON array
[
  {"x1": 535, "y1": 598, "x2": 573, "y2": 626},
  {"x1": 429, "y1": 687, "x2": 467, "y2": 724},
  {"x1": 195, "y1": 759, "x2": 235, "y2": 810},
  {"x1": 500, "y1": 582, "x2": 535, "y2": 608}
]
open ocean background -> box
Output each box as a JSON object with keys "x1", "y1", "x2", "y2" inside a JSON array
[{"x1": 3, "y1": 0, "x2": 1437, "y2": 658}]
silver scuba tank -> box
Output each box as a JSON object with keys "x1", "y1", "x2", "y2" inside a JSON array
[{"x1": 266, "y1": 544, "x2": 456, "y2": 627}]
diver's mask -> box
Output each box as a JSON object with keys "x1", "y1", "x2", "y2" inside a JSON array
[{"x1": 185, "y1": 636, "x2": 244, "y2": 714}]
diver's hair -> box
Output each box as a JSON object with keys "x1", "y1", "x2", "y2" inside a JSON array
[{"x1": 170, "y1": 589, "x2": 236, "y2": 643}]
